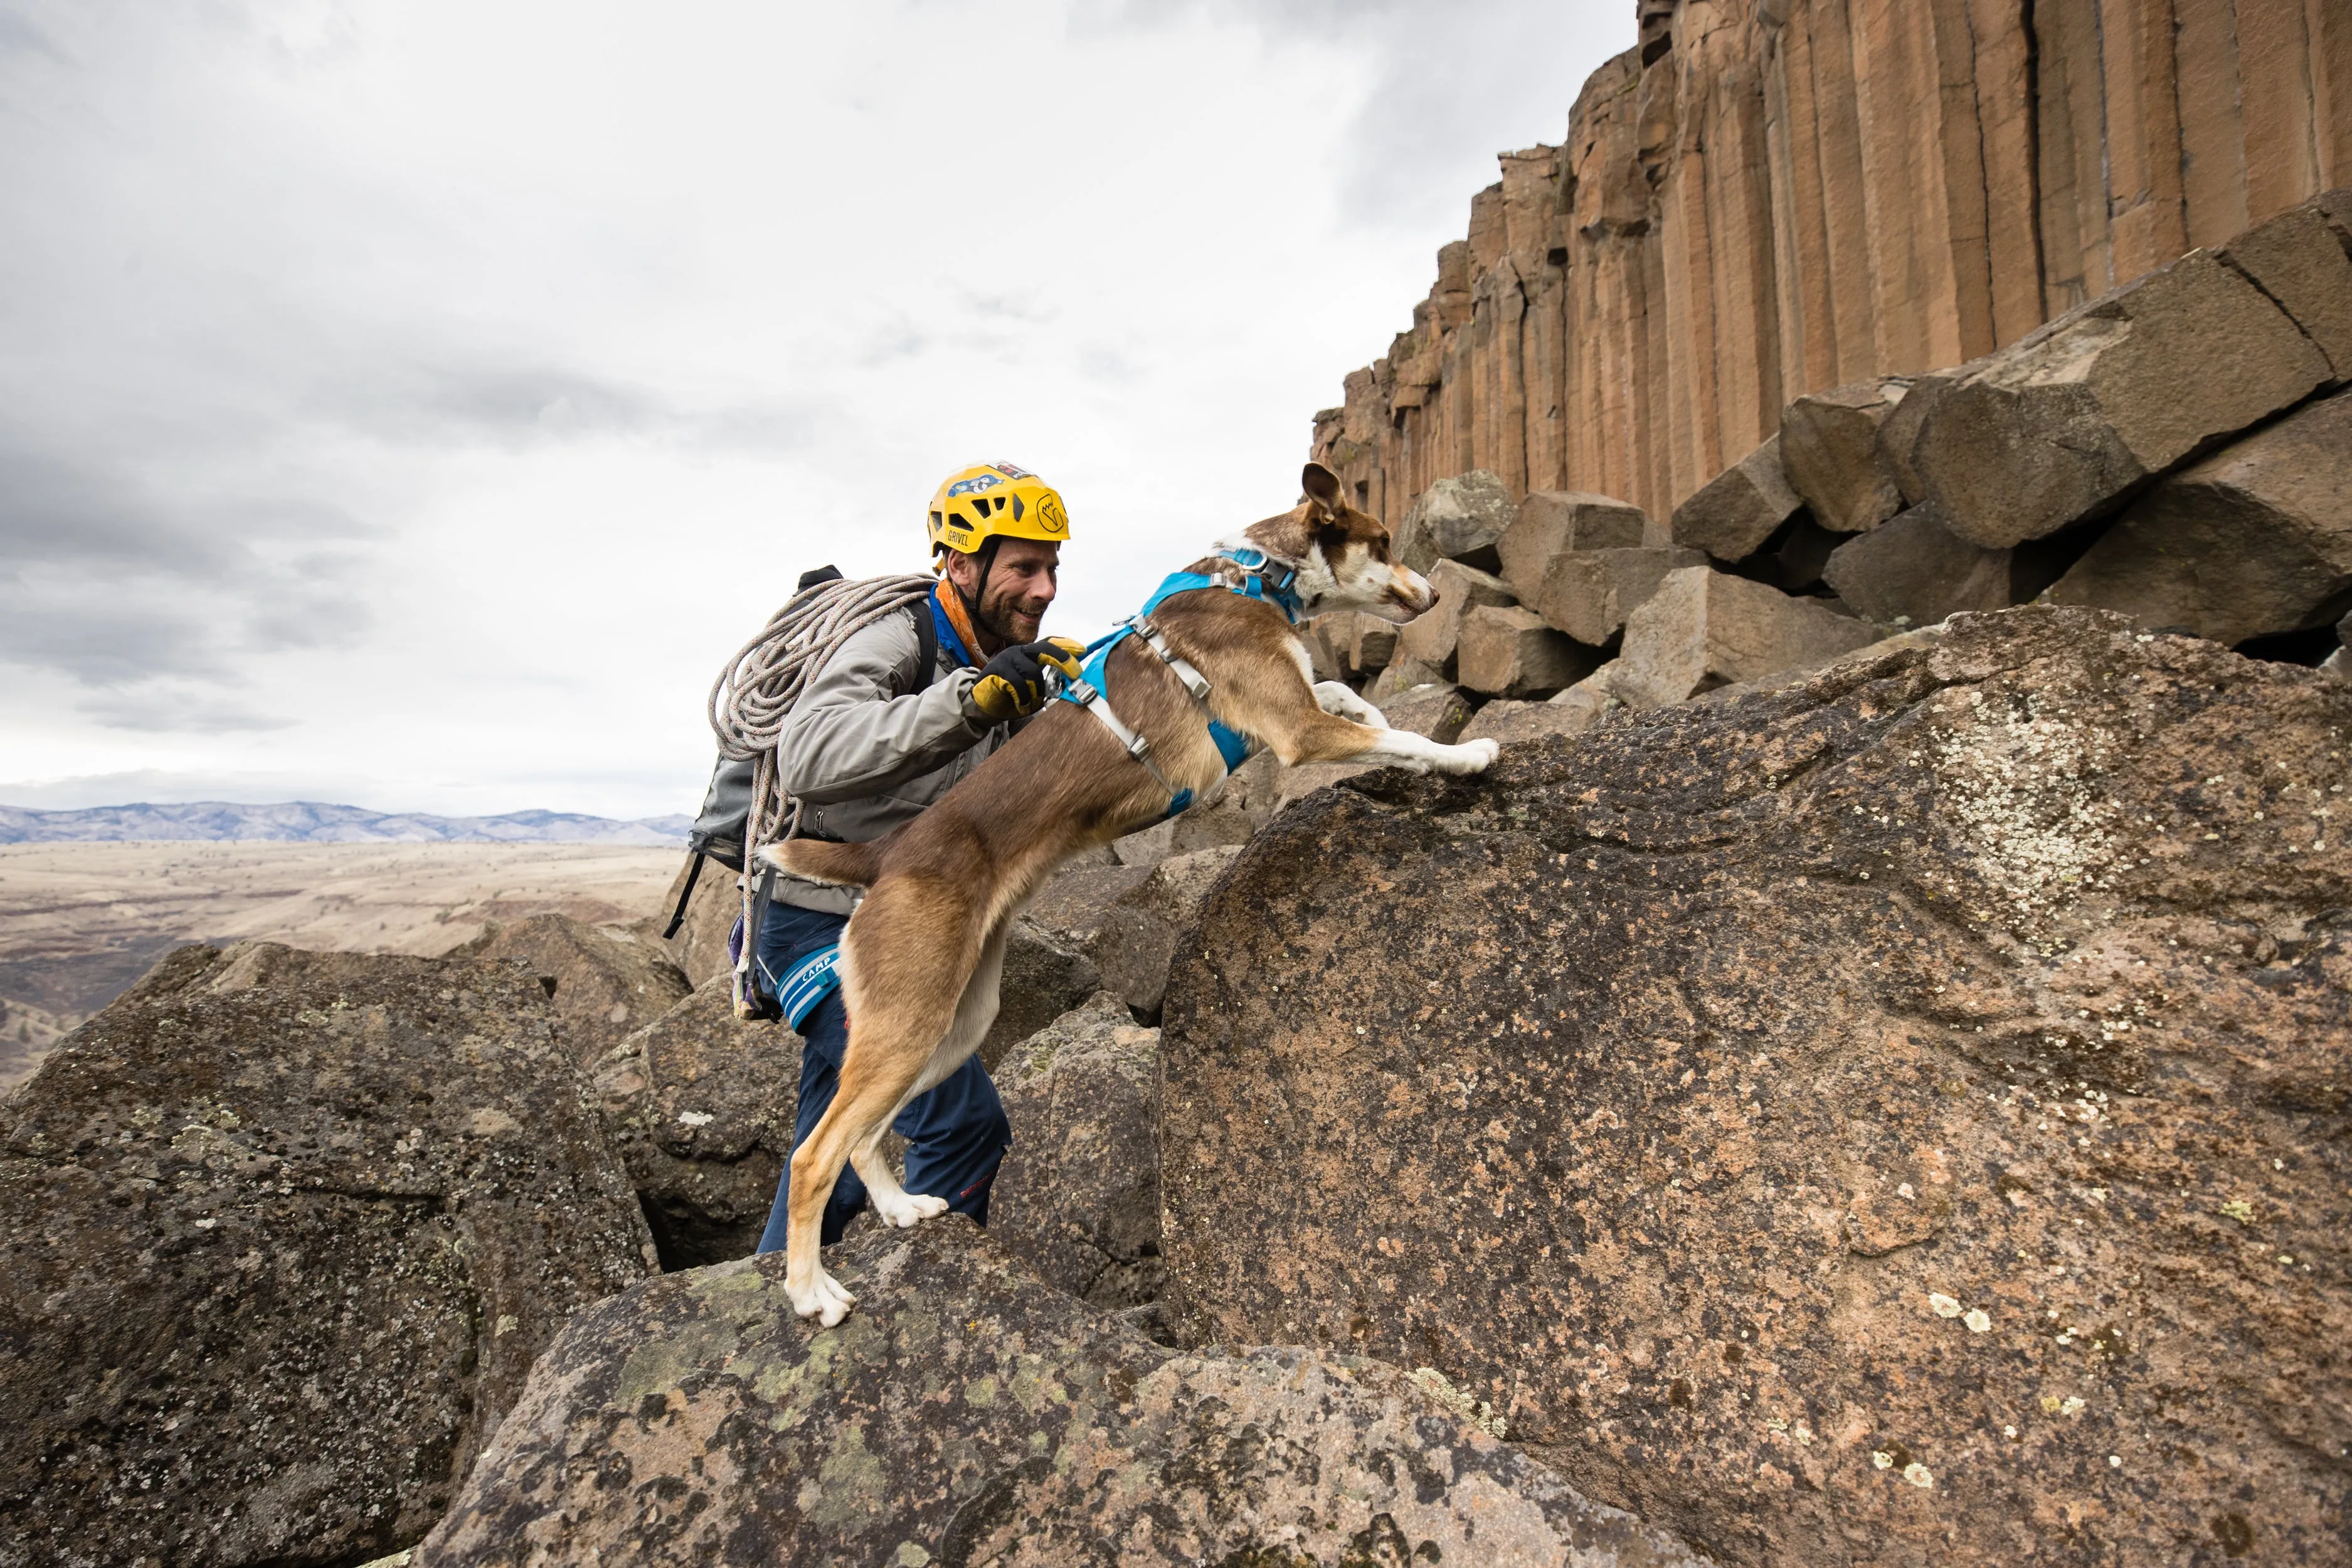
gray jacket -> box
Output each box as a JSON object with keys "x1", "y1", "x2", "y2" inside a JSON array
[{"x1": 766, "y1": 605, "x2": 1008, "y2": 913}]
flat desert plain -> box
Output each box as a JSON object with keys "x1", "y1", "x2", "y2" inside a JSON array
[{"x1": 0, "y1": 840, "x2": 684, "y2": 1091}]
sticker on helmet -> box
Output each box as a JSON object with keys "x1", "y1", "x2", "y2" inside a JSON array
[
  {"x1": 946, "y1": 474, "x2": 1003, "y2": 497},
  {"x1": 1036, "y1": 495, "x2": 1067, "y2": 534},
  {"x1": 988, "y1": 462, "x2": 1033, "y2": 479}
]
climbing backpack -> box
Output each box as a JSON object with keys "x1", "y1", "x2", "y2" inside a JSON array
[{"x1": 665, "y1": 566, "x2": 941, "y2": 1019}]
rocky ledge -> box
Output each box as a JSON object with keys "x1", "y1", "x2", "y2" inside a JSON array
[
  {"x1": 415, "y1": 1218, "x2": 1702, "y2": 1567},
  {"x1": 1162, "y1": 605, "x2": 2351, "y2": 1565}
]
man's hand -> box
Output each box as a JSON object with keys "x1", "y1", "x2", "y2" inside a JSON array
[{"x1": 968, "y1": 637, "x2": 1088, "y2": 722}]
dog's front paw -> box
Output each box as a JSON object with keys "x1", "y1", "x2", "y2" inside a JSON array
[
  {"x1": 872, "y1": 1190, "x2": 950, "y2": 1229},
  {"x1": 789, "y1": 1266, "x2": 857, "y2": 1327},
  {"x1": 1442, "y1": 738, "x2": 1502, "y2": 773}
]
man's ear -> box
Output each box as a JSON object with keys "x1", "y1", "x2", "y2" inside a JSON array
[{"x1": 1300, "y1": 462, "x2": 1343, "y2": 519}]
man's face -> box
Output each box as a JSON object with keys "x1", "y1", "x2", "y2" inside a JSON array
[{"x1": 951, "y1": 538, "x2": 1060, "y2": 644}]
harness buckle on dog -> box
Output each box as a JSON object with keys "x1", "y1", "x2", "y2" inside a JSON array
[{"x1": 1132, "y1": 615, "x2": 1211, "y2": 703}]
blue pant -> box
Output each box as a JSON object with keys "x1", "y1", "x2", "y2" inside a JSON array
[{"x1": 753, "y1": 899, "x2": 1010, "y2": 1254}]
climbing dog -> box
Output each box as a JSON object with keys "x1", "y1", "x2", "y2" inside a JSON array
[{"x1": 758, "y1": 461, "x2": 1500, "y2": 1325}]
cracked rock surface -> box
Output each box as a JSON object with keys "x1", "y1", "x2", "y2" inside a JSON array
[
  {"x1": 414, "y1": 1219, "x2": 1700, "y2": 1567},
  {"x1": 594, "y1": 973, "x2": 797, "y2": 1270},
  {"x1": 990, "y1": 992, "x2": 1163, "y2": 1309},
  {"x1": 1161, "y1": 605, "x2": 2351, "y2": 1567},
  {"x1": 0, "y1": 942, "x2": 655, "y2": 1568}
]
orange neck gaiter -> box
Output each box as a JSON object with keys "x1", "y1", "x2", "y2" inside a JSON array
[{"x1": 933, "y1": 577, "x2": 988, "y2": 667}]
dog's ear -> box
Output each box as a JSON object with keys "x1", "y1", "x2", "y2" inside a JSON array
[{"x1": 1300, "y1": 462, "x2": 1344, "y2": 519}]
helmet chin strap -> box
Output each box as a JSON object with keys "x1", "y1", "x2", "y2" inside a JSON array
[{"x1": 952, "y1": 537, "x2": 1010, "y2": 650}]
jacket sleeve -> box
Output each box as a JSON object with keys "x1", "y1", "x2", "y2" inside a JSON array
[{"x1": 775, "y1": 610, "x2": 989, "y2": 805}]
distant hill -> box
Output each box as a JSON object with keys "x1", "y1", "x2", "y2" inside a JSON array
[{"x1": 0, "y1": 801, "x2": 694, "y2": 847}]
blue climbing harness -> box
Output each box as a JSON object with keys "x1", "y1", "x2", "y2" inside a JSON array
[
  {"x1": 771, "y1": 942, "x2": 844, "y2": 1030},
  {"x1": 1056, "y1": 548, "x2": 1306, "y2": 818}
]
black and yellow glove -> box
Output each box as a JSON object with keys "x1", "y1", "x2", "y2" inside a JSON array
[{"x1": 968, "y1": 637, "x2": 1087, "y2": 722}]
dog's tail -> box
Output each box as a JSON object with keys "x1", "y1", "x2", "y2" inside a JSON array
[{"x1": 756, "y1": 839, "x2": 882, "y2": 889}]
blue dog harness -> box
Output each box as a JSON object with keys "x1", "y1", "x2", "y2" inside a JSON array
[{"x1": 1056, "y1": 548, "x2": 1305, "y2": 818}]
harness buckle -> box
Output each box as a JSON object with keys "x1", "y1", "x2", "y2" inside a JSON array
[{"x1": 1131, "y1": 615, "x2": 1212, "y2": 703}]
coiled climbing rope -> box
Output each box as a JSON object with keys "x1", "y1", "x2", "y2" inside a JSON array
[{"x1": 707, "y1": 571, "x2": 935, "y2": 855}]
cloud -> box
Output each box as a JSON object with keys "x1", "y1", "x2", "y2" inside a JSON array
[
  {"x1": 0, "y1": 6, "x2": 61, "y2": 61},
  {"x1": 304, "y1": 360, "x2": 667, "y2": 447},
  {"x1": 0, "y1": 432, "x2": 376, "y2": 697},
  {"x1": 1075, "y1": 0, "x2": 1622, "y2": 228},
  {"x1": 297, "y1": 355, "x2": 830, "y2": 457},
  {"x1": 75, "y1": 686, "x2": 299, "y2": 734}
]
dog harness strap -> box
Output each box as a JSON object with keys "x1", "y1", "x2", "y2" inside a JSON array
[
  {"x1": 1133, "y1": 617, "x2": 1210, "y2": 702},
  {"x1": 775, "y1": 942, "x2": 845, "y2": 1031},
  {"x1": 1063, "y1": 674, "x2": 1185, "y2": 800},
  {"x1": 1054, "y1": 556, "x2": 1303, "y2": 816}
]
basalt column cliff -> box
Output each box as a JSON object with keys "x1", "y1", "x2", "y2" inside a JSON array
[{"x1": 1313, "y1": 0, "x2": 2352, "y2": 525}]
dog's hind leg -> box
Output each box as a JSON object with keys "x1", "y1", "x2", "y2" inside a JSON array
[
  {"x1": 846, "y1": 919, "x2": 1008, "y2": 1229},
  {"x1": 784, "y1": 882, "x2": 982, "y2": 1325}
]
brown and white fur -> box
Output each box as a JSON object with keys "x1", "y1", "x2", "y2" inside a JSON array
[{"x1": 757, "y1": 462, "x2": 1498, "y2": 1325}]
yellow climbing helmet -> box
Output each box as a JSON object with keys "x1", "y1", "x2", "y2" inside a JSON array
[{"x1": 926, "y1": 462, "x2": 1071, "y2": 557}]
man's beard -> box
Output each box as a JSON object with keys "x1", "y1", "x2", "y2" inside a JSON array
[{"x1": 974, "y1": 588, "x2": 1046, "y2": 644}]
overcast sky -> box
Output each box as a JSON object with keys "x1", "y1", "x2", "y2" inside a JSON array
[{"x1": 0, "y1": 0, "x2": 1628, "y2": 818}]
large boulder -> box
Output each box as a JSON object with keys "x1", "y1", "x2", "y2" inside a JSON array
[
  {"x1": 1532, "y1": 545, "x2": 1708, "y2": 645},
  {"x1": 1022, "y1": 861, "x2": 1156, "y2": 953},
  {"x1": 455, "y1": 913, "x2": 691, "y2": 1063},
  {"x1": 1160, "y1": 606, "x2": 2352, "y2": 1567},
  {"x1": 1084, "y1": 845, "x2": 1243, "y2": 1020},
  {"x1": 1822, "y1": 504, "x2": 2016, "y2": 627},
  {"x1": 1365, "y1": 651, "x2": 1448, "y2": 697},
  {"x1": 1375, "y1": 679, "x2": 1478, "y2": 743},
  {"x1": 1305, "y1": 609, "x2": 1399, "y2": 679},
  {"x1": 414, "y1": 1221, "x2": 1703, "y2": 1567},
  {"x1": 985, "y1": 920, "x2": 1101, "y2": 1067},
  {"x1": 1395, "y1": 556, "x2": 1515, "y2": 673},
  {"x1": 1496, "y1": 489, "x2": 1649, "y2": 604},
  {"x1": 1456, "y1": 604, "x2": 1596, "y2": 698},
  {"x1": 2047, "y1": 386, "x2": 2352, "y2": 645},
  {"x1": 990, "y1": 993, "x2": 1164, "y2": 1308},
  {"x1": 0, "y1": 943, "x2": 655, "y2": 1568},
  {"x1": 1393, "y1": 469, "x2": 1516, "y2": 575},
  {"x1": 1893, "y1": 248, "x2": 2331, "y2": 547},
  {"x1": 1614, "y1": 564, "x2": 1877, "y2": 707},
  {"x1": 1459, "y1": 692, "x2": 1610, "y2": 748},
  {"x1": 1778, "y1": 377, "x2": 1914, "y2": 534},
  {"x1": 2217, "y1": 198, "x2": 2352, "y2": 383},
  {"x1": 594, "y1": 974, "x2": 797, "y2": 1269},
  {"x1": 1669, "y1": 433, "x2": 1804, "y2": 562}
]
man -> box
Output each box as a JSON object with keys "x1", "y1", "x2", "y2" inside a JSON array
[{"x1": 751, "y1": 461, "x2": 1084, "y2": 1255}]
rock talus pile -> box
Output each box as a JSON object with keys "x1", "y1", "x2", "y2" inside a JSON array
[{"x1": 1160, "y1": 607, "x2": 2351, "y2": 1567}]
